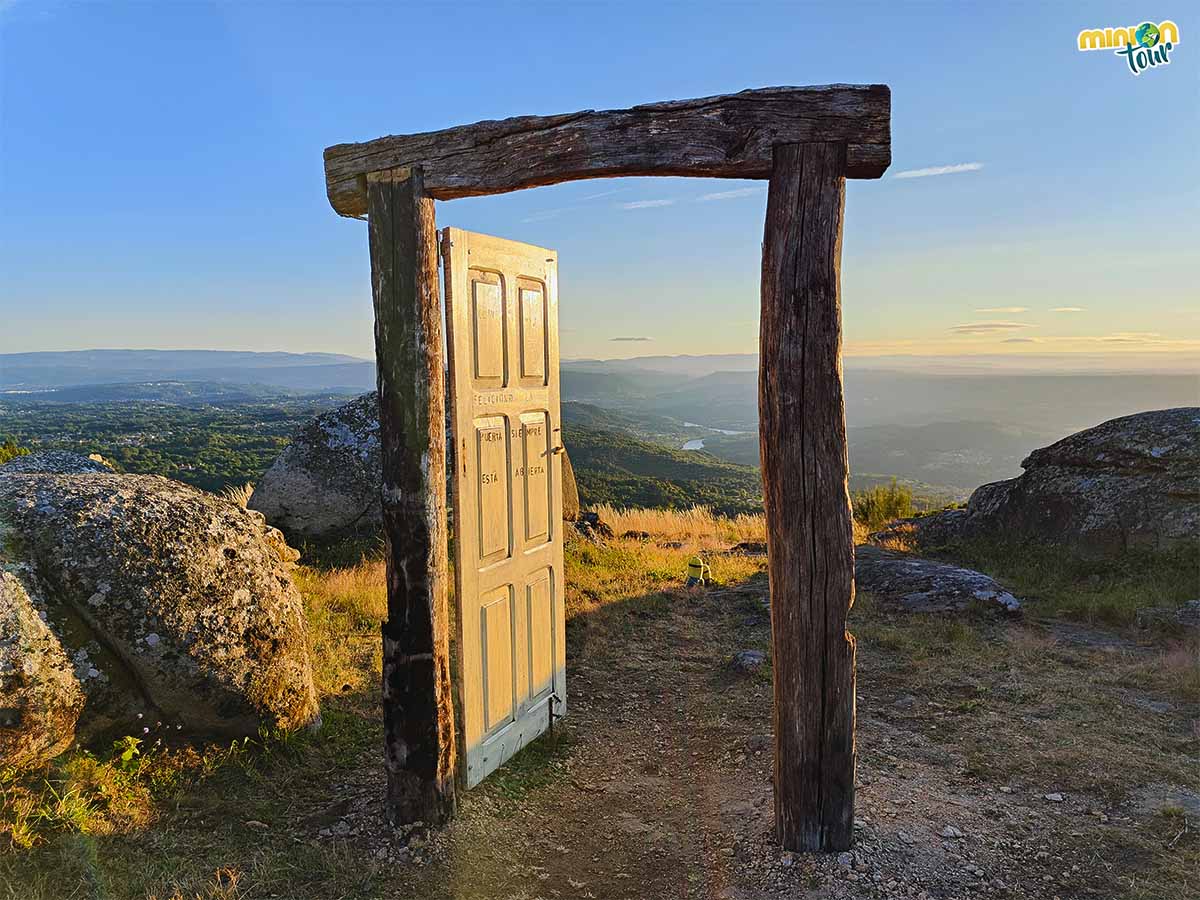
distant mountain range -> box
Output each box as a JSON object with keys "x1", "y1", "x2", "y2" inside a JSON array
[
  {"x1": 5, "y1": 349, "x2": 1195, "y2": 497},
  {"x1": 0, "y1": 349, "x2": 375, "y2": 394}
]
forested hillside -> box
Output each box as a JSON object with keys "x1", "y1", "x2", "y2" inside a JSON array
[{"x1": 561, "y1": 423, "x2": 762, "y2": 515}]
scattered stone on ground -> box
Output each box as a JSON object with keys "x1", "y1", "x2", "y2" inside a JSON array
[
  {"x1": 1041, "y1": 621, "x2": 1143, "y2": 653},
  {"x1": 730, "y1": 650, "x2": 767, "y2": 673},
  {"x1": 854, "y1": 545, "x2": 1022, "y2": 613},
  {"x1": 0, "y1": 463, "x2": 319, "y2": 763},
  {"x1": 721, "y1": 540, "x2": 1023, "y2": 615},
  {"x1": 877, "y1": 407, "x2": 1200, "y2": 556},
  {"x1": 729, "y1": 541, "x2": 768, "y2": 555},
  {"x1": 574, "y1": 511, "x2": 614, "y2": 543},
  {"x1": 1137, "y1": 598, "x2": 1200, "y2": 631},
  {"x1": 1132, "y1": 784, "x2": 1200, "y2": 818}
]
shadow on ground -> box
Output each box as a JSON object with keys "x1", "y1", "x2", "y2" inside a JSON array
[{"x1": 4, "y1": 542, "x2": 1196, "y2": 900}]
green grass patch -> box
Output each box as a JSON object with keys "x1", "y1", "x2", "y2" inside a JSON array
[{"x1": 930, "y1": 537, "x2": 1199, "y2": 627}]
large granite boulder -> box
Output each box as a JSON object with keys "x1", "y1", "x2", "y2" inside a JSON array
[
  {"x1": 0, "y1": 464, "x2": 319, "y2": 761},
  {"x1": 561, "y1": 449, "x2": 581, "y2": 521},
  {"x1": 249, "y1": 394, "x2": 382, "y2": 540},
  {"x1": 251, "y1": 392, "x2": 583, "y2": 539},
  {"x1": 0, "y1": 571, "x2": 86, "y2": 768},
  {"x1": 879, "y1": 408, "x2": 1200, "y2": 556}
]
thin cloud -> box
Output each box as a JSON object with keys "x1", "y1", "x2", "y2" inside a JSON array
[
  {"x1": 580, "y1": 188, "x2": 627, "y2": 201},
  {"x1": 950, "y1": 320, "x2": 1035, "y2": 335},
  {"x1": 976, "y1": 306, "x2": 1028, "y2": 313},
  {"x1": 520, "y1": 187, "x2": 630, "y2": 222},
  {"x1": 697, "y1": 187, "x2": 764, "y2": 202},
  {"x1": 1051, "y1": 306, "x2": 1086, "y2": 312},
  {"x1": 1099, "y1": 332, "x2": 1161, "y2": 344},
  {"x1": 619, "y1": 199, "x2": 675, "y2": 210},
  {"x1": 1003, "y1": 338, "x2": 1039, "y2": 344},
  {"x1": 610, "y1": 336, "x2": 653, "y2": 342},
  {"x1": 893, "y1": 162, "x2": 984, "y2": 180},
  {"x1": 520, "y1": 208, "x2": 570, "y2": 223}
]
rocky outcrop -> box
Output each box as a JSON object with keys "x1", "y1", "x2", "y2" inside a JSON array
[
  {"x1": 561, "y1": 449, "x2": 580, "y2": 521},
  {"x1": 0, "y1": 468, "x2": 319, "y2": 761},
  {"x1": 1, "y1": 450, "x2": 113, "y2": 475},
  {"x1": 855, "y1": 545, "x2": 1022, "y2": 614},
  {"x1": 878, "y1": 409, "x2": 1200, "y2": 556},
  {"x1": 0, "y1": 572, "x2": 86, "y2": 768},
  {"x1": 249, "y1": 393, "x2": 382, "y2": 540},
  {"x1": 251, "y1": 392, "x2": 583, "y2": 540}
]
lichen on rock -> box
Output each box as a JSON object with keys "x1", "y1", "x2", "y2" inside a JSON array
[
  {"x1": 877, "y1": 408, "x2": 1200, "y2": 557},
  {"x1": 0, "y1": 468, "x2": 320, "y2": 760},
  {"x1": 0, "y1": 570, "x2": 86, "y2": 768},
  {"x1": 249, "y1": 393, "x2": 383, "y2": 540}
]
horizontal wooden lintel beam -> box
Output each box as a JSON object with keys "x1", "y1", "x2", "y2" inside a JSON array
[{"x1": 323, "y1": 85, "x2": 890, "y2": 217}]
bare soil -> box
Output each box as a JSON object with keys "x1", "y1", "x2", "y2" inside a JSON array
[
  {"x1": 304, "y1": 565, "x2": 1199, "y2": 900},
  {"x1": 5, "y1": 540, "x2": 1196, "y2": 900}
]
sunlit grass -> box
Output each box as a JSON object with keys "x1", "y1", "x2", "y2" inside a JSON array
[
  {"x1": 294, "y1": 558, "x2": 387, "y2": 704},
  {"x1": 218, "y1": 482, "x2": 255, "y2": 508},
  {"x1": 593, "y1": 503, "x2": 765, "y2": 546}
]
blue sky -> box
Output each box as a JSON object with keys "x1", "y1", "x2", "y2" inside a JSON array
[{"x1": 1, "y1": 1, "x2": 1196, "y2": 368}]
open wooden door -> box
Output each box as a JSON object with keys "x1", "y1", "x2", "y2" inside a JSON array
[{"x1": 441, "y1": 227, "x2": 566, "y2": 788}]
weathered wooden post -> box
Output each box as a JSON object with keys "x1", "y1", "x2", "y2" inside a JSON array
[
  {"x1": 759, "y1": 142, "x2": 856, "y2": 851},
  {"x1": 366, "y1": 167, "x2": 457, "y2": 825}
]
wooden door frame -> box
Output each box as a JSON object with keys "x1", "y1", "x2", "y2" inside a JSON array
[{"x1": 326, "y1": 84, "x2": 891, "y2": 852}]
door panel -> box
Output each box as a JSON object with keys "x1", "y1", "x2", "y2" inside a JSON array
[
  {"x1": 474, "y1": 417, "x2": 511, "y2": 564},
  {"x1": 525, "y1": 569, "x2": 555, "y2": 701},
  {"x1": 480, "y1": 587, "x2": 515, "y2": 735},
  {"x1": 519, "y1": 412, "x2": 551, "y2": 546},
  {"x1": 471, "y1": 276, "x2": 506, "y2": 386},
  {"x1": 443, "y1": 228, "x2": 566, "y2": 789},
  {"x1": 517, "y1": 281, "x2": 547, "y2": 385}
]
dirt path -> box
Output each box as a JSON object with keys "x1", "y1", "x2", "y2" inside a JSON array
[{"x1": 309, "y1": 568, "x2": 1198, "y2": 900}]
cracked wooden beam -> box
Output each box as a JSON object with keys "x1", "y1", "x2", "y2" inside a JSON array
[
  {"x1": 324, "y1": 85, "x2": 890, "y2": 216},
  {"x1": 760, "y1": 142, "x2": 856, "y2": 851}
]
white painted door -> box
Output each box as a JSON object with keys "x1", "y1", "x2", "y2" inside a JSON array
[{"x1": 441, "y1": 227, "x2": 566, "y2": 788}]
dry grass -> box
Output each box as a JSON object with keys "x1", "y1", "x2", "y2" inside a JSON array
[
  {"x1": 852, "y1": 519, "x2": 871, "y2": 545},
  {"x1": 595, "y1": 502, "x2": 872, "y2": 549},
  {"x1": 869, "y1": 519, "x2": 915, "y2": 551},
  {"x1": 3, "y1": 517, "x2": 1195, "y2": 899},
  {"x1": 219, "y1": 482, "x2": 254, "y2": 509},
  {"x1": 150, "y1": 869, "x2": 244, "y2": 900},
  {"x1": 594, "y1": 504, "x2": 764, "y2": 545},
  {"x1": 294, "y1": 558, "x2": 387, "y2": 702},
  {"x1": 0, "y1": 558, "x2": 388, "y2": 857}
]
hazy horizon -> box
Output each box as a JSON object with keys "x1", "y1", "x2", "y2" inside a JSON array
[{"x1": 3, "y1": 346, "x2": 1195, "y2": 377}]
